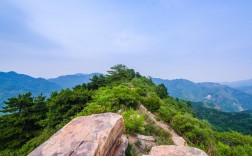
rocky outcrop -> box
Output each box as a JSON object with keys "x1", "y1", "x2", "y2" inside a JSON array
[
  {"x1": 143, "y1": 145, "x2": 208, "y2": 156},
  {"x1": 28, "y1": 113, "x2": 127, "y2": 156},
  {"x1": 171, "y1": 136, "x2": 187, "y2": 146},
  {"x1": 136, "y1": 134, "x2": 156, "y2": 150},
  {"x1": 113, "y1": 135, "x2": 128, "y2": 156}
]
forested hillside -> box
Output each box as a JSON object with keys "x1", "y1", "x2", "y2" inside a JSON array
[
  {"x1": 1, "y1": 65, "x2": 252, "y2": 156},
  {"x1": 216, "y1": 78, "x2": 252, "y2": 103},
  {"x1": 193, "y1": 102, "x2": 252, "y2": 135},
  {"x1": 235, "y1": 86, "x2": 252, "y2": 96},
  {"x1": 153, "y1": 78, "x2": 252, "y2": 112}
]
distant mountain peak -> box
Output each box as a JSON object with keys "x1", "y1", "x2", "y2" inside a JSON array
[
  {"x1": 7, "y1": 71, "x2": 17, "y2": 74},
  {"x1": 74, "y1": 73, "x2": 85, "y2": 76},
  {"x1": 153, "y1": 77, "x2": 252, "y2": 112},
  {"x1": 48, "y1": 73, "x2": 101, "y2": 89}
]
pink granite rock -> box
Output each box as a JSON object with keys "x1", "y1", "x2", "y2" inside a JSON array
[
  {"x1": 137, "y1": 134, "x2": 156, "y2": 150},
  {"x1": 113, "y1": 135, "x2": 128, "y2": 156},
  {"x1": 28, "y1": 113, "x2": 127, "y2": 156},
  {"x1": 144, "y1": 145, "x2": 208, "y2": 156}
]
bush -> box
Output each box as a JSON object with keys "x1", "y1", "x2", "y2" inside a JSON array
[
  {"x1": 90, "y1": 85, "x2": 138, "y2": 112},
  {"x1": 77, "y1": 102, "x2": 106, "y2": 116},
  {"x1": 171, "y1": 114, "x2": 216, "y2": 152},
  {"x1": 141, "y1": 94, "x2": 161, "y2": 112},
  {"x1": 231, "y1": 145, "x2": 250, "y2": 156},
  {"x1": 135, "y1": 140, "x2": 141, "y2": 147},
  {"x1": 155, "y1": 84, "x2": 168, "y2": 99},
  {"x1": 217, "y1": 142, "x2": 231, "y2": 156},
  {"x1": 125, "y1": 143, "x2": 137, "y2": 156},
  {"x1": 157, "y1": 106, "x2": 176, "y2": 123},
  {"x1": 123, "y1": 109, "x2": 144, "y2": 134}
]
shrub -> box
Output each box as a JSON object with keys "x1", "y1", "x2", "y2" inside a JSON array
[
  {"x1": 123, "y1": 109, "x2": 144, "y2": 134},
  {"x1": 125, "y1": 143, "x2": 137, "y2": 156},
  {"x1": 91, "y1": 86, "x2": 138, "y2": 112},
  {"x1": 157, "y1": 106, "x2": 176, "y2": 123},
  {"x1": 141, "y1": 94, "x2": 161, "y2": 112},
  {"x1": 171, "y1": 114, "x2": 216, "y2": 153},
  {"x1": 135, "y1": 140, "x2": 141, "y2": 147},
  {"x1": 217, "y1": 142, "x2": 231, "y2": 156}
]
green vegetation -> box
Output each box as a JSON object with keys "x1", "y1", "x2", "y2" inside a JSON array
[
  {"x1": 1, "y1": 65, "x2": 252, "y2": 156},
  {"x1": 155, "y1": 98, "x2": 252, "y2": 155},
  {"x1": 142, "y1": 115, "x2": 173, "y2": 146},
  {"x1": 193, "y1": 103, "x2": 252, "y2": 135},
  {"x1": 123, "y1": 108, "x2": 145, "y2": 134},
  {"x1": 126, "y1": 143, "x2": 138, "y2": 156}
]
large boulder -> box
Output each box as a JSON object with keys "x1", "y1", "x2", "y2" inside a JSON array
[
  {"x1": 144, "y1": 145, "x2": 208, "y2": 156},
  {"x1": 28, "y1": 113, "x2": 127, "y2": 156}
]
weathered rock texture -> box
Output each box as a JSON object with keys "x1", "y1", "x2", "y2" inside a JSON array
[
  {"x1": 137, "y1": 134, "x2": 156, "y2": 150},
  {"x1": 113, "y1": 135, "x2": 128, "y2": 156},
  {"x1": 143, "y1": 145, "x2": 208, "y2": 156},
  {"x1": 28, "y1": 113, "x2": 127, "y2": 156}
]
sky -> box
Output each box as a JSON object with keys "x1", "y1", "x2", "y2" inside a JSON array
[{"x1": 0, "y1": 0, "x2": 252, "y2": 82}]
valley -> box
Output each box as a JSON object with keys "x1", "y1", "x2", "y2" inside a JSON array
[{"x1": 153, "y1": 78, "x2": 252, "y2": 112}]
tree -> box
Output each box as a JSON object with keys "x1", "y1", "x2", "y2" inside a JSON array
[
  {"x1": 32, "y1": 94, "x2": 47, "y2": 122},
  {"x1": 45, "y1": 88, "x2": 91, "y2": 128},
  {"x1": 107, "y1": 64, "x2": 135, "y2": 82},
  {"x1": 0, "y1": 93, "x2": 46, "y2": 151},
  {"x1": 87, "y1": 75, "x2": 107, "y2": 90},
  {"x1": 1, "y1": 92, "x2": 33, "y2": 114},
  {"x1": 128, "y1": 69, "x2": 136, "y2": 80},
  {"x1": 135, "y1": 72, "x2": 141, "y2": 78},
  {"x1": 156, "y1": 83, "x2": 169, "y2": 98}
]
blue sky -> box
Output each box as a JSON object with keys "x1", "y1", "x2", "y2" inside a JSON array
[{"x1": 0, "y1": 0, "x2": 252, "y2": 82}]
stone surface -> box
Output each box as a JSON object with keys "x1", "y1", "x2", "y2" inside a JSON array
[
  {"x1": 137, "y1": 134, "x2": 156, "y2": 149},
  {"x1": 113, "y1": 135, "x2": 128, "y2": 156},
  {"x1": 137, "y1": 134, "x2": 155, "y2": 142},
  {"x1": 28, "y1": 113, "x2": 127, "y2": 156},
  {"x1": 144, "y1": 145, "x2": 208, "y2": 156},
  {"x1": 172, "y1": 136, "x2": 188, "y2": 146}
]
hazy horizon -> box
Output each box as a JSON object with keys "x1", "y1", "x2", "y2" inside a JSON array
[
  {"x1": 2, "y1": 69, "x2": 252, "y2": 84},
  {"x1": 1, "y1": 0, "x2": 252, "y2": 82}
]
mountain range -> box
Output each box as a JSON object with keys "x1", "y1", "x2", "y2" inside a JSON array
[
  {"x1": 0, "y1": 72, "x2": 98, "y2": 109},
  {"x1": 1, "y1": 71, "x2": 252, "y2": 112},
  {"x1": 222, "y1": 79, "x2": 252, "y2": 95},
  {"x1": 0, "y1": 71, "x2": 62, "y2": 109},
  {"x1": 48, "y1": 73, "x2": 100, "y2": 89},
  {"x1": 153, "y1": 78, "x2": 252, "y2": 112}
]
